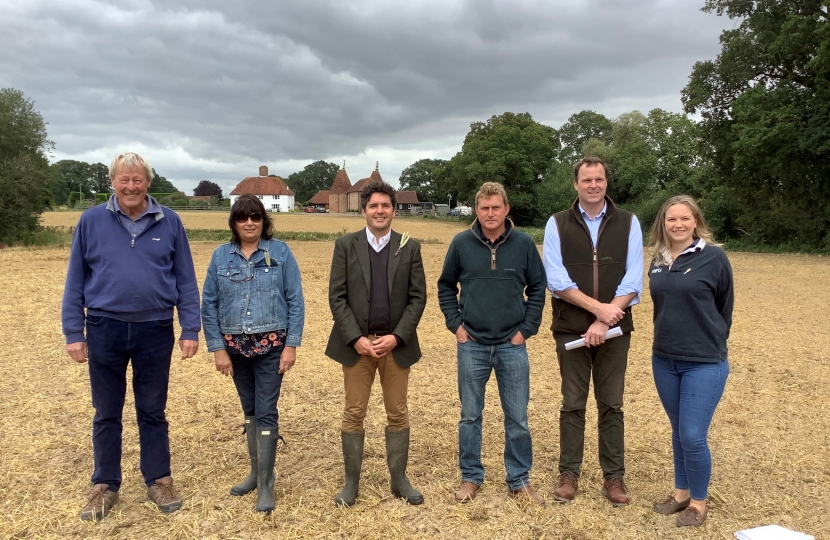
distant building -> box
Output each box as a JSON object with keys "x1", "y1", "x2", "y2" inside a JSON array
[
  {"x1": 395, "y1": 190, "x2": 420, "y2": 213},
  {"x1": 309, "y1": 190, "x2": 331, "y2": 210},
  {"x1": 229, "y1": 166, "x2": 295, "y2": 213},
  {"x1": 327, "y1": 163, "x2": 352, "y2": 213},
  {"x1": 347, "y1": 163, "x2": 383, "y2": 212}
]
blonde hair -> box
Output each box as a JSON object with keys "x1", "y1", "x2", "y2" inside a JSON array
[
  {"x1": 474, "y1": 182, "x2": 509, "y2": 208},
  {"x1": 109, "y1": 152, "x2": 153, "y2": 182},
  {"x1": 648, "y1": 195, "x2": 720, "y2": 266}
]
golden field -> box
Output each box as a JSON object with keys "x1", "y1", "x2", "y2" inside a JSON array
[{"x1": 2, "y1": 212, "x2": 829, "y2": 539}]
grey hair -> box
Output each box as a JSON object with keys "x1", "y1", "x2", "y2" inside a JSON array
[{"x1": 109, "y1": 152, "x2": 153, "y2": 182}]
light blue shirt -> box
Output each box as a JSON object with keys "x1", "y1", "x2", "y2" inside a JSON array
[
  {"x1": 543, "y1": 202, "x2": 644, "y2": 305},
  {"x1": 109, "y1": 194, "x2": 161, "y2": 240}
]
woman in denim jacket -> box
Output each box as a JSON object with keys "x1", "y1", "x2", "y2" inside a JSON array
[{"x1": 201, "y1": 194, "x2": 305, "y2": 513}]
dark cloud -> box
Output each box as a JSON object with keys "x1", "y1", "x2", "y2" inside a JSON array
[{"x1": 0, "y1": 0, "x2": 731, "y2": 193}]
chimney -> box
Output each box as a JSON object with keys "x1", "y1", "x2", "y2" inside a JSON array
[{"x1": 259, "y1": 165, "x2": 268, "y2": 176}]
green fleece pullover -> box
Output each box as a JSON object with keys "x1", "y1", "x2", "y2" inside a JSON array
[{"x1": 437, "y1": 220, "x2": 547, "y2": 345}]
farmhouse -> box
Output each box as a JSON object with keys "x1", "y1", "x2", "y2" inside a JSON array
[
  {"x1": 395, "y1": 190, "x2": 420, "y2": 213},
  {"x1": 229, "y1": 166, "x2": 295, "y2": 213}
]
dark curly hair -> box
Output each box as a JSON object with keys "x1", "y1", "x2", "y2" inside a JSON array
[
  {"x1": 360, "y1": 181, "x2": 397, "y2": 210},
  {"x1": 228, "y1": 193, "x2": 274, "y2": 244}
]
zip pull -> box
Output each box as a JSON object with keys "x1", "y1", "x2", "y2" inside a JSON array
[
  {"x1": 491, "y1": 249, "x2": 496, "y2": 270},
  {"x1": 593, "y1": 249, "x2": 597, "y2": 262}
]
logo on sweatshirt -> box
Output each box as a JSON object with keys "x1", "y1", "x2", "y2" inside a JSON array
[
  {"x1": 651, "y1": 268, "x2": 662, "y2": 274},
  {"x1": 152, "y1": 238, "x2": 160, "y2": 241}
]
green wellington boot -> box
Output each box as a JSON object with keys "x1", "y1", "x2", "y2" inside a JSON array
[
  {"x1": 255, "y1": 427, "x2": 278, "y2": 513},
  {"x1": 385, "y1": 428, "x2": 423, "y2": 505},
  {"x1": 230, "y1": 416, "x2": 258, "y2": 496},
  {"x1": 334, "y1": 431, "x2": 364, "y2": 507}
]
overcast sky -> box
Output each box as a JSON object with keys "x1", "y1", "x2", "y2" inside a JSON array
[{"x1": 1, "y1": 0, "x2": 733, "y2": 196}]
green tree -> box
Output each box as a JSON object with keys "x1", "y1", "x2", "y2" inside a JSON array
[
  {"x1": 558, "y1": 110, "x2": 614, "y2": 165},
  {"x1": 287, "y1": 161, "x2": 339, "y2": 204},
  {"x1": 398, "y1": 158, "x2": 448, "y2": 202},
  {"x1": 683, "y1": 0, "x2": 830, "y2": 249},
  {"x1": 0, "y1": 89, "x2": 53, "y2": 244},
  {"x1": 447, "y1": 112, "x2": 559, "y2": 225},
  {"x1": 151, "y1": 169, "x2": 178, "y2": 193}
]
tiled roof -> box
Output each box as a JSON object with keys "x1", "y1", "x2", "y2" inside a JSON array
[
  {"x1": 230, "y1": 176, "x2": 294, "y2": 196},
  {"x1": 370, "y1": 169, "x2": 382, "y2": 182},
  {"x1": 309, "y1": 190, "x2": 330, "y2": 204},
  {"x1": 396, "y1": 191, "x2": 419, "y2": 204},
  {"x1": 329, "y1": 168, "x2": 352, "y2": 194},
  {"x1": 347, "y1": 177, "x2": 371, "y2": 193}
]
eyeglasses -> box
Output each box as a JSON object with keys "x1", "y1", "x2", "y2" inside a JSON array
[{"x1": 235, "y1": 212, "x2": 263, "y2": 224}]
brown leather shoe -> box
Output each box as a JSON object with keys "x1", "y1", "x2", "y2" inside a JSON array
[
  {"x1": 552, "y1": 472, "x2": 578, "y2": 502},
  {"x1": 80, "y1": 484, "x2": 118, "y2": 521},
  {"x1": 676, "y1": 505, "x2": 708, "y2": 527},
  {"x1": 653, "y1": 493, "x2": 690, "y2": 515},
  {"x1": 601, "y1": 477, "x2": 630, "y2": 507},
  {"x1": 454, "y1": 481, "x2": 479, "y2": 503},
  {"x1": 147, "y1": 476, "x2": 183, "y2": 514},
  {"x1": 508, "y1": 486, "x2": 546, "y2": 506}
]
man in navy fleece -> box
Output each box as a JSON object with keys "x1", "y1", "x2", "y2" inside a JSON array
[{"x1": 62, "y1": 152, "x2": 201, "y2": 521}]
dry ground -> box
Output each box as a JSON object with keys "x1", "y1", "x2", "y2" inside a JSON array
[{"x1": 2, "y1": 213, "x2": 829, "y2": 539}]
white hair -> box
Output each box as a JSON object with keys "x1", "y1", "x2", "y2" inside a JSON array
[{"x1": 109, "y1": 152, "x2": 153, "y2": 181}]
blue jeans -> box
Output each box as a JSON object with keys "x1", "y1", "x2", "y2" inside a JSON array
[
  {"x1": 457, "y1": 339, "x2": 532, "y2": 490},
  {"x1": 652, "y1": 354, "x2": 729, "y2": 501},
  {"x1": 86, "y1": 316, "x2": 175, "y2": 492},
  {"x1": 229, "y1": 345, "x2": 285, "y2": 429}
]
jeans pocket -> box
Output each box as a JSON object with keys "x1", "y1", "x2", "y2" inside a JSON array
[
  {"x1": 154, "y1": 318, "x2": 174, "y2": 327},
  {"x1": 86, "y1": 315, "x2": 104, "y2": 325}
]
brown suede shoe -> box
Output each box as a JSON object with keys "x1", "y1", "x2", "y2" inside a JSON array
[
  {"x1": 80, "y1": 484, "x2": 118, "y2": 521},
  {"x1": 552, "y1": 472, "x2": 578, "y2": 503},
  {"x1": 601, "y1": 477, "x2": 630, "y2": 507},
  {"x1": 147, "y1": 476, "x2": 183, "y2": 514},
  {"x1": 653, "y1": 493, "x2": 690, "y2": 515},
  {"x1": 676, "y1": 505, "x2": 708, "y2": 527},
  {"x1": 454, "y1": 481, "x2": 480, "y2": 503},
  {"x1": 508, "y1": 486, "x2": 546, "y2": 506}
]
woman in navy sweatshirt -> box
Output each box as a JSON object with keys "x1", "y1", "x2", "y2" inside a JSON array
[{"x1": 646, "y1": 195, "x2": 734, "y2": 528}]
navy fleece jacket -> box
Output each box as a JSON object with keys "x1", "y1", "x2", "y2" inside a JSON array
[{"x1": 61, "y1": 202, "x2": 201, "y2": 344}]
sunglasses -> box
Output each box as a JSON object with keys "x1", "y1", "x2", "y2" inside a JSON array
[{"x1": 235, "y1": 212, "x2": 263, "y2": 224}]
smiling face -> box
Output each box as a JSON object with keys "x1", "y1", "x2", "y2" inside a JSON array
[
  {"x1": 664, "y1": 202, "x2": 697, "y2": 249},
  {"x1": 475, "y1": 194, "x2": 509, "y2": 239},
  {"x1": 363, "y1": 192, "x2": 394, "y2": 237},
  {"x1": 234, "y1": 212, "x2": 264, "y2": 245},
  {"x1": 573, "y1": 163, "x2": 607, "y2": 212},
  {"x1": 111, "y1": 163, "x2": 151, "y2": 217}
]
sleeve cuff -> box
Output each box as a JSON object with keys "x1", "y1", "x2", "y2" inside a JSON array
[
  {"x1": 65, "y1": 333, "x2": 85, "y2": 345},
  {"x1": 286, "y1": 334, "x2": 302, "y2": 347},
  {"x1": 180, "y1": 330, "x2": 199, "y2": 341}
]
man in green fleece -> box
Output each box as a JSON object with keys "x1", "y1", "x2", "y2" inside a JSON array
[{"x1": 437, "y1": 182, "x2": 547, "y2": 504}]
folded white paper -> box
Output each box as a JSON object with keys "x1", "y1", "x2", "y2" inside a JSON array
[
  {"x1": 564, "y1": 326, "x2": 623, "y2": 350},
  {"x1": 735, "y1": 525, "x2": 814, "y2": 540}
]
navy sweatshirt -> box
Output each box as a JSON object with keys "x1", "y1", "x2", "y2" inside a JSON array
[
  {"x1": 437, "y1": 220, "x2": 546, "y2": 344},
  {"x1": 61, "y1": 202, "x2": 201, "y2": 344},
  {"x1": 648, "y1": 240, "x2": 733, "y2": 363}
]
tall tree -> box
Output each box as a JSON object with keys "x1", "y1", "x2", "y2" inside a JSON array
[
  {"x1": 194, "y1": 180, "x2": 223, "y2": 200},
  {"x1": 0, "y1": 88, "x2": 53, "y2": 244},
  {"x1": 447, "y1": 112, "x2": 559, "y2": 225},
  {"x1": 150, "y1": 169, "x2": 178, "y2": 193},
  {"x1": 398, "y1": 158, "x2": 448, "y2": 202},
  {"x1": 287, "y1": 161, "x2": 339, "y2": 204},
  {"x1": 683, "y1": 0, "x2": 830, "y2": 249},
  {"x1": 558, "y1": 110, "x2": 614, "y2": 165}
]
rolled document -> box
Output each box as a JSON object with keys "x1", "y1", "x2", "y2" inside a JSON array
[{"x1": 564, "y1": 326, "x2": 624, "y2": 350}]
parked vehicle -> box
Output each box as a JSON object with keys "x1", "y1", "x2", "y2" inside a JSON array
[
  {"x1": 447, "y1": 209, "x2": 460, "y2": 217},
  {"x1": 314, "y1": 207, "x2": 328, "y2": 213},
  {"x1": 303, "y1": 206, "x2": 315, "y2": 213}
]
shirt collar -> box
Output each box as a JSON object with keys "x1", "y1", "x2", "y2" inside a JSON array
[
  {"x1": 578, "y1": 201, "x2": 607, "y2": 221},
  {"x1": 107, "y1": 194, "x2": 162, "y2": 219},
  {"x1": 678, "y1": 237, "x2": 706, "y2": 257},
  {"x1": 365, "y1": 227, "x2": 392, "y2": 248}
]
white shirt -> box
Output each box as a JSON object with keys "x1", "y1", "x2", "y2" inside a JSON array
[{"x1": 365, "y1": 227, "x2": 392, "y2": 253}]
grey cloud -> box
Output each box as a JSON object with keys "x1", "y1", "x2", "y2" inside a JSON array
[{"x1": 0, "y1": 0, "x2": 731, "y2": 192}]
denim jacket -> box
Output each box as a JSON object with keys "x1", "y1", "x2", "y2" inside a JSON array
[{"x1": 201, "y1": 238, "x2": 305, "y2": 352}]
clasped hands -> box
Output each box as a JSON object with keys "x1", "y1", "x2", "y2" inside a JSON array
[
  {"x1": 353, "y1": 335, "x2": 397, "y2": 358},
  {"x1": 583, "y1": 303, "x2": 625, "y2": 348}
]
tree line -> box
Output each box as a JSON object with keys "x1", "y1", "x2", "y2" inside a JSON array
[{"x1": 1, "y1": 1, "x2": 826, "y2": 250}]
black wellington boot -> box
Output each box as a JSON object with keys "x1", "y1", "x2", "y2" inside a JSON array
[
  {"x1": 334, "y1": 431, "x2": 364, "y2": 507},
  {"x1": 386, "y1": 428, "x2": 423, "y2": 505},
  {"x1": 230, "y1": 416, "x2": 257, "y2": 496},
  {"x1": 255, "y1": 427, "x2": 278, "y2": 513}
]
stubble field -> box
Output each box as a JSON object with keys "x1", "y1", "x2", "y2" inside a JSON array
[{"x1": 1, "y1": 211, "x2": 829, "y2": 539}]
